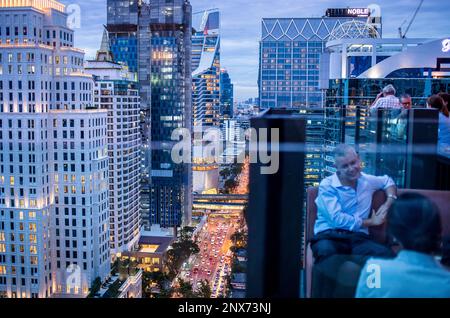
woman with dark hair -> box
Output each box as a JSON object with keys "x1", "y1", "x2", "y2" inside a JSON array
[
  {"x1": 438, "y1": 92, "x2": 450, "y2": 117},
  {"x1": 355, "y1": 193, "x2": 450, "y2": 298},
  {"x1": 428, "y1": 95, "x2": 450, "y2": 156}
]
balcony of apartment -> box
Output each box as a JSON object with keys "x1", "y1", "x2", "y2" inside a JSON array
[{"x1": 244, "y1": 107, "x2": 450, "y2": 298}]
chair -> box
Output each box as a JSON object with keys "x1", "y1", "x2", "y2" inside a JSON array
[{"x1": 304, "y1": 187, "x2": 450, "y2": 298}]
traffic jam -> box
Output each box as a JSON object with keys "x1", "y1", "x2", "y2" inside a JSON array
[{"x1": 184, "y1": 216, "x2": 238, "y2": 297}]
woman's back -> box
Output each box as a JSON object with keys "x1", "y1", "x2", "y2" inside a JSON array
[{"x1": 356, "y1": 250, "x2": 450, "y2": 298}]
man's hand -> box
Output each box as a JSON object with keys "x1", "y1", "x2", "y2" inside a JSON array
[
  {"x1": 363, "y1": 208, "x2": 387, "y2": 227},
  {"x1": 371, "y1": 92, "x2": 384, "y2": 109}
]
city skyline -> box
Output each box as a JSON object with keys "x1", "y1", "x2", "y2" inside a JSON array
[
  {"x1": 60, "y1": 0, "x2": 450, "y2": 101},
  {"x1": 0, "y1": 0, "x2": 449, "y2": 300}
]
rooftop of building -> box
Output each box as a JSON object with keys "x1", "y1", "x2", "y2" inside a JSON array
[
  {"x1": 138, "y1": 235, "x2": 174, "y2": 254},
  {"x1": 0, "y1": 0, "x2": 65, "y2": 13}
]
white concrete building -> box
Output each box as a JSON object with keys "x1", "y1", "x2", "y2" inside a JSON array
[
  {"x1": 85, "y1": 31, "x2": 141, "y2": 257},
  {"x1": 0, "y1": 0, "x2": 110, "y2": 298}
]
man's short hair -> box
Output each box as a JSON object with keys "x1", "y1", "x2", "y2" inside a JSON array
[
  {"x1": 333, "y1": 144, "x2": 357, "y2": 160},
  {"x1": 400, "y1": 93, "x2": 411, "y2": 100},
  {"x1": 382, "y1": 84, "x2": 396, "y2": 95}
]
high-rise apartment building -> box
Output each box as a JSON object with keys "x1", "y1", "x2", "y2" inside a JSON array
[
  {"x1": 85, "y1": 31, "x2": 141, "y2": 257},
  {"x1": 0, "y1": 0, "x2": 110, "y2": 298},
  {"x1": 106, "y1": 0, "x2": 151, "y2": 232}
]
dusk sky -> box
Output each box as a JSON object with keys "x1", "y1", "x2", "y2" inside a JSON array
[{"x1": 61, "y1": 0, "x2": 450, "y2": 101}]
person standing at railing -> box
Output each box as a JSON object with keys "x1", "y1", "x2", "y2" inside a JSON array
[
  {"x1": 356, "y1": 193, "x2": 450, "y2": 298},
  {"x1": 310, "y1": 144, "x2": 397, "y2": 298},
  {"x1": 400, "y1": 94, "x2": 413, "y2": 110},
  {"x1": 392, "y1": 94, "x2": 413, "y2": 139},
  {"x1": 370, "y1": 84, "x2": 402, "y2": 111},
  {"x1": 427, "y1": 95, "x2": 450, "y2": 157},
  {"x1": 438, "y1": 92, "x2": 450, "y2": 117}
]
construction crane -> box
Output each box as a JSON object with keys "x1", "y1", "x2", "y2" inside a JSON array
[{"x1": 398, "y1": 0, "x2": 424, "y2": 38}]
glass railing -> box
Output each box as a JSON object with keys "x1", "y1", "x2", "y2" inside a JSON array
[{"x1": 245, "y1": 107, "x2": 450, "y2": 298}]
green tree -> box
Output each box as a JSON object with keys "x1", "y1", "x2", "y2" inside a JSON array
[
  {"x1": 195, "y1": 280, "x2": 211, "y2": 298},
  {"x1": 230, "y1": 231, "x2": 247, "y2": 249},
  {"x1": 177, "y1": 278, "x2": 195, "y2": 298},
  {"x1": 87, "y1": 277, "x2": 101, "y2": 298},
  {"x1": 224, "y1": 179, "x2": 237, "y2": 193},
  {"x1": 220, "y1": 168, "x2": 231, "y2": 179},
  {"x1": 165, "y1": 248, "x2": 182, "y2": 280},
  {"x1": 231, "y1": 163, "x2": 243, "y2": 177},
  {"x1": 142, "y1": 271, "x2": 173, "y2": 298},
  {"x1": 164, "y1": 228, "x2": 200, "y2": 280}
]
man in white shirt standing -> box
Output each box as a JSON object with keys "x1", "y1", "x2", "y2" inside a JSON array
[
  {"x1": 370, "y1": 84, "x2": 402, "y2": 110},
  {"x1": 311, "y1": 144, "x2": 397, "y2": 297}
]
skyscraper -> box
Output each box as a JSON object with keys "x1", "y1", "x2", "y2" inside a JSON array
[
  {"x1": 191, "y1": 9, "x2": 220, "y2": 194},
  {"x1": 220, "y1": 69, "x2": 234, "y2": 120},
  {"x1": 192, "y1": 8, "x2": 220, "y2": 129},
  {"x1": 106, "y1": 0, "x2": 139, "y2": 73},
  {"x1": 85, "y1": 30, "x2": 141, "y2": 256},
  {"x1": 0, "y1": 0, "x2": 110, "y2": 298},
  {"x1": 258, "y1": 10, "x2": 375, "y2": 109},
  {"x1": 258, "y1": 8, "x2": 382, "y2": 192},
  {"x1": 145, "y1": 0, "x2": 193, "y2": 229},
  {"x1": 106, "y1": 0, "x2": 192, "y2": 231}
]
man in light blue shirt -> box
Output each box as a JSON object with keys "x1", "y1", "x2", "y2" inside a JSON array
[{"x1": 311, "y1": 144, "x2": 397, "y2": 298}]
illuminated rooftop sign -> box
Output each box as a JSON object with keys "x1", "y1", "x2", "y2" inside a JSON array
[{"x1": 326, "y1": 8, "x2": 370, "y2": 18}]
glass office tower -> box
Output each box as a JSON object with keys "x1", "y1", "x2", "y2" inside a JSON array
[
  {"x1": 192, "y1": 9, "x2": 221, "y2": 129},
  {"x1": 146, "y1": 0, "x2": 193, "y2": 228},
  {"x1": 106, "y1": 0, "x2": 192, "y2": 230},
  {"x1": 259, "y1": 15, "x2": 370, "y2": 109},
  {"x1": 220, "y1": 69, "x2": 234, "y2": 120},
  {"x1": 106, "y1": 0, "x2": 139, "y2": 73}
]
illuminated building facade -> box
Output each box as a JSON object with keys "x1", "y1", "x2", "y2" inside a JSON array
[
  {"x1": 146, "y1": 0, "x2": 192, "y2": 228},
  {"x1": 220, "y1": 69, "x2": 234, "y2": 120},
  {"x1": 106, "y1": 0, "x2": 151, "y2": 232},
  {"x1": 0, "y1": 0, "x2": 110, "y2": 298},
  {"x1": 258, "y1": 7, "x2": 380, "y2": 109},
  {"x1": 85, "y1": 31, "x2": 141, "y2": 257},
  {"x1": 106, "y1": 0, "x2": 193, "y2": 230},
  {"x1": 192, "y1": 8, "x2": 220, "y2": 194},
  {"x1": 192, "y1": 8, "x2": 220, "y2": 129}
]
